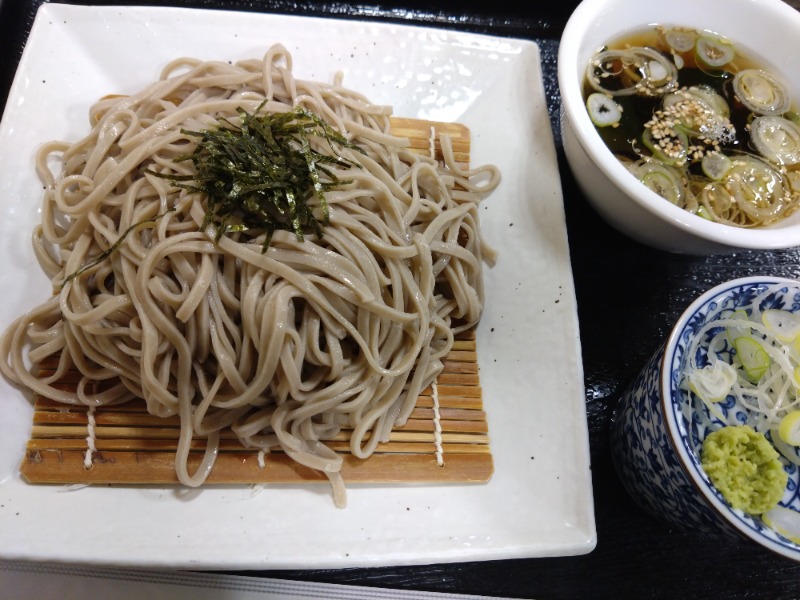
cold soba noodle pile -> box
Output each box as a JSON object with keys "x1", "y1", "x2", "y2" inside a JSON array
[{"x1": 0, "y1": 45, "x2": 500, "y2": 506}]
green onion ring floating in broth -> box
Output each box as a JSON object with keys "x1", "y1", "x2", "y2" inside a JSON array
[
  {"x1": 750, "y1": 115, "x2": 800, "y2": 166},
  {"x1": 698, "y1": 155, "x2": 794, "y2": 226},
  {"x1": 585, "y1": 92, "x2": 623, "y2": 127},
  {"x1": 663, "y1": 84, "x2": 730, "y2": 119},
  {"x1": 587, "y1": 47, "x2": 678, "y2": 97},
  {"x1": 701, "y1": 152, "x2": 733, "y2": 181},
  {"x1": 660, "y1": 27, "x2": 697, "y2": 53},
  {"x1": 694, "y1": 35, "x2": 735, "y2": 70},
  {"x1": 627, "y1": 159, "x2": 686, "y2": 205},
  {"x1": 733, "y1": 69, "x2": 791, "y2": 115}
]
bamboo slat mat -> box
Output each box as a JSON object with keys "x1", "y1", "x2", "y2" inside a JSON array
[{"x1": 19, "y1": 116, "x2": 493, "y2": 487}]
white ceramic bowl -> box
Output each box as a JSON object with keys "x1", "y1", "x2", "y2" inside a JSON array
[
  {"x1": 558, "y1": 0, "x2": 800, "y2": 254},
  {"x1": 611, "y1": 276, "x2": 800, "y2": 561}
]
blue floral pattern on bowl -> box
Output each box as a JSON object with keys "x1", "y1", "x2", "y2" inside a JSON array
[{"x1": 611, "y1": 277, "x2": 800, "y2": 560}]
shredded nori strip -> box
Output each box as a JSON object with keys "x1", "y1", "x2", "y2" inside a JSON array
[
  {"x1": 65, "y1": 105, "x2": 362, "y2": 283},
  {"x1": 64, "y1": 208, "x2": 176, "y2": 284},
  {"x1": 158, "y1": 105, "x2": 364, "y2": 251}
]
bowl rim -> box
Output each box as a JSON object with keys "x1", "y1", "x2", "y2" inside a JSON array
[
  {"x1": 557, "y1": 0, "x2": 800, "y2": 250},
  {"x1": 660, "y1": 275, "x2": 800, "y2": 560}
]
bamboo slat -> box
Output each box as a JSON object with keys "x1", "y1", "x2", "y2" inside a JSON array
[
  {"x1": 21, "y1": 332, "x2": 492, "y2": 484},
  {"x1": 19, "y1": 117, "x2": 493, "y2": 487}
]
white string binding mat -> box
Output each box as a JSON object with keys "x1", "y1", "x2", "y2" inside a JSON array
[
  {"x1": 83, "y1": 405, "x2": 96, "y2": 469},
  {"x1": 431, "y1": 380, "x2": 445, "y2": 467}
]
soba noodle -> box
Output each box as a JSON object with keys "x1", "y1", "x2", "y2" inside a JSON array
[{"x1": 0, "y1": 44, "x2": 500, "y2": 506}]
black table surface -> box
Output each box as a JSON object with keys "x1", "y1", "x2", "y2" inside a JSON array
[{"x1": 3, "y1": 0, "x2": 800, "y2": 598}]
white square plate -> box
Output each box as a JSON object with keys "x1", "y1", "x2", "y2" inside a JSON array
[{"x1": 0, "y1": 3, "x2": 595, "y2": 568}]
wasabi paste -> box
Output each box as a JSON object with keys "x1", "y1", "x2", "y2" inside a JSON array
[{"x1": 701, "y1": 425, "x2": 787, "y2": 515}]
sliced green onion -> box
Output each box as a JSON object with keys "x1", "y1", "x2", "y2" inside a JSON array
[
  {"x1": 700, "y1": 155, "x2": 791, "y2": 227},
  {"x1": 660, "y1": 87, "x2": 734, "y2": 142},
  {"x1": 629, "y1": 160, "x2": 685, "y2": 205},
  {"x1": 778, "y1": 411, "x2": 800, "y2": 446},
  {"x1": 734, "y1": 335, "x2": 771, "y2": 383},
  {"x1": 762, "y1": 309, "x2": 800, "y2": 343},
  {"x1": 587, "y1": 47, "x2": 678, "y2": 97},
  {"x1": 645, "y1": 59, "x2": 671, "y2": 87},
  {"x1": 634, "y1": 48, "x2": 679, "y2": 95},
  {"x1": 727, "y1": 156, "x2": 786, "y2": 211},
  {"x1": 727, "y1": 309, "x2": 753, "y2": 345},
  {"x1": 586, "y1": 93, "x2": 622, "y2": 127},
  {"x1": 662, "y1": 27, "x2": 697, "y2": 53},
  {"x1": 733, "y1": 69, "x2": 791, "y2": 115},
  {"x1": 642, "y1": 127, "x2": 689, "y2": 165},
  {"x1": 749, "y1": 116, "x2": 800, "y2": 166},
  {"x1": 686, "y1": 84, "x2": 730, "y2": 118},
  {"x1": 696, "y1": 204, "x2": 713, "y2": 220},
  {"x1": 763, "y1": 507, "x2": 800, "y2": 544},
  {"x1": 701, "y1": 152, "x2": 732, "y2": 180},
  {"x1": 699, "y1": 181, "x2": 734, "y2": 222},
  {"x1": 695, "y1": 35, "x2": 735, "y2": 69},
  {"x1": 772, "y1": 428, "x2": 800, "y2": 467},
  {"x1": 788, "y1": 170, "x2": 800, "y2": 195},
  {"x1": 687, "y1": 360, "x2": 737, "y2": 403}
]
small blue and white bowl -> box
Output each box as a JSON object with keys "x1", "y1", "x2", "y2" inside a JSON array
[{"x1": 611, "y1": 276, "x2": 800, "y2": 561}]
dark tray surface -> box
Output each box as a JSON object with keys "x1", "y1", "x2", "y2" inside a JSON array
[{"x1": 2, "y1": 1, "x2": 800, "y2": 598}]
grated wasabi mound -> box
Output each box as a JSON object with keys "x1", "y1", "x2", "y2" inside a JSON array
[{"x1": 701, "y1": 425, "x2": 788, "y2": 515}]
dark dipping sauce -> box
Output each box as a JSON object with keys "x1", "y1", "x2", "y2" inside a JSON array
[{"x1": 582, "y1": 26, "x2": 800, "y2": 228}]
